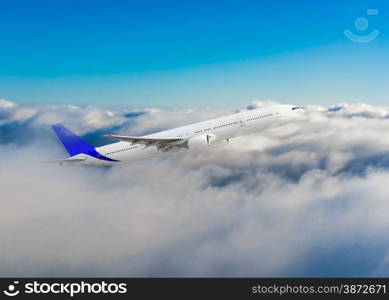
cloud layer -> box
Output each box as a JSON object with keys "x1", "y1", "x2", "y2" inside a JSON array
[{"x1": 1, "y1": 99, "x2": 389, "y2": 277}]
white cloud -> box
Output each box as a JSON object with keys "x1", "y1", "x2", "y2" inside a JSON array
[
  {"x1": 12, "y1": 107, "x2": 37, "y2": 120},
  {"x1": 1, "y1": 101, "x2": 389, "y2": 276},
  {"x1": 0, "y1": 99, "x2": 16, "y2": 109}
]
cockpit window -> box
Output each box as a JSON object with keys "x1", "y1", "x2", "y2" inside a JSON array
[{"x1": 292, "y1": 106, "x2": 302, "y2": 110}]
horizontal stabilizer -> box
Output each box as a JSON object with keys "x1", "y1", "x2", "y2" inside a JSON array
[{"x1": 44, "y1": 157, "x2": 87, "y2": 164}]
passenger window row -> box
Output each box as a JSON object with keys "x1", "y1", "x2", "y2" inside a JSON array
[
  {"x1": 212, "y1": 121, "x2": 238, "y2": 130},
  {"x1": 106, "y1": 145, "x2": 137, "y2": 155},
  {"x1": 193, "y1": 121, "x2": 239, "y2": 134},
  {"x1": 247, "y1": 113, "x2": 273, "y2": 122}
]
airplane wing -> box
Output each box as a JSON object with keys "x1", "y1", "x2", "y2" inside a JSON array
[{"x1": 104, "y1": 134, "x2": 187, "y2": 151}]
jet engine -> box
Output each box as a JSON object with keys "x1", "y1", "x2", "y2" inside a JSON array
[{"x1": 187, "y1": 134, "x2": 229, "y2": 151}]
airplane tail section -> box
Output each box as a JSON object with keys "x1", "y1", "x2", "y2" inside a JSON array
[{"x1": 52, "y1": 124, "x2": 95, "y2": 156}]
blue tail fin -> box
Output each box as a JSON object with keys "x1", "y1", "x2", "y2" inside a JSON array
[{"x1": 52, "y1": 124, "x2": 95, "y2": 156}]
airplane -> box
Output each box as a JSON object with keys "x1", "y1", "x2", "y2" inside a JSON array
[{"x1": 51, "y1": 104, "x2": 305, "y2": 166}]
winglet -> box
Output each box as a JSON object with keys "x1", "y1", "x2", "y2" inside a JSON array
[{"x1": 52, "y1": 124, "x2": 95, "y2": 156}]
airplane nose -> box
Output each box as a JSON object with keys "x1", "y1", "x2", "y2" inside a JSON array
[
  {"x1": 291, "y1": 106, "x2": 305, "y2": 115},
  {"x1": 292, "y1": 107, "x2": 306, "y2": 119}
]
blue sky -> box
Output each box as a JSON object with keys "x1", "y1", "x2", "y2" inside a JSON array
[{"x1": 0, "y1": 0, "x2": 388, "y2": 108}]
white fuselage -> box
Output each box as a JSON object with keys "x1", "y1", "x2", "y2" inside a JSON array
[{"x1": 76, "y1": 104, "x2": 304, "y2": 165}]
